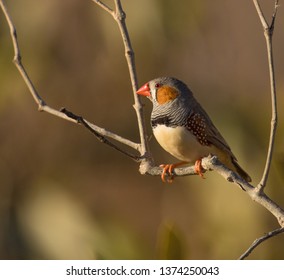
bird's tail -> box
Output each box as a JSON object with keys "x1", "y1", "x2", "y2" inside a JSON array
[{"x1": 232, "y1": 160, "x2": 251, "y2": 182}]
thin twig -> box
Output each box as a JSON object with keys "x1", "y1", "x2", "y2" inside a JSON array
[
  {"x1": 91, "y1": 0, "x2": 154, "y2": 172},
  {"x1": 0, "y1": 0, "x2": 45, "y2": 108},
  {"x1": 90, "y1": 0, "x2": 114, "y2": 15},
  {"x1": 60, "y1": 108, "x2": 141, "y2": 161},
  {"x1": 253, "y1": 0, "x2": 279, "y2": 193},
  {"x1": 239, "y1": 227, "x2": 284, "y2": 260},
  {"x1": 112, "y1": 0, "x2": 152, "y2": 164}
]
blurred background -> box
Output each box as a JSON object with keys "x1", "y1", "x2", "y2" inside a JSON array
[{"x1": 0, "y1": 0, "x2": 284, "y2": 259}]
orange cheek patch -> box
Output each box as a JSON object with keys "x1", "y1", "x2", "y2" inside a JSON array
[{"x1": 156, "y1": 86, "x2": 179, "y2": 104}]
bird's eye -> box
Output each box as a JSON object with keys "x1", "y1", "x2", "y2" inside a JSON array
[{"x1": 155, "y1": 83, "x2": 161, "y2": 89}]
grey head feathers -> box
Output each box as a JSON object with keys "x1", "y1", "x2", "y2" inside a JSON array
[{"x1": 149, "y1": 77, "x2": 194, "y2": 128}]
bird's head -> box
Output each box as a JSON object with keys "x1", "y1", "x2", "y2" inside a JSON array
[{"x1": 136, "y1": 77, "x2": 191, "y2": 107}]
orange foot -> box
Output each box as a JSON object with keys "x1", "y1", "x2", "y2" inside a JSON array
[
  {"x1": 194, "y1": 159, "x2": 205, "y2": 179},
  {"x1": 159, "y1": 161, "x2": 187, "y2": 183}
]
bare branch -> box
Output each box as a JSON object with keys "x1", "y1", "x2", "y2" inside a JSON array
[
  {"x1": 60, "y1": 108, "x2": 141, "y2": 161},
  {"x1": 90, "y1": 0, "x2": 114, "y2": 15},
  {"x1": 253, "y1": 0, "x2": 269, "y2": 28},
  {"x1": 271, "y1": 0, "x2": 280, "y2": 31},
  {"x1": 0, "y1": 0, "x2": 45, "y2": 108},
  {"x1": 253, "y1": 0, "x2": 279, "y2": 193},
  {"x1": 239, "y1": 227, "x2": 284, "y2": 260},
  {"x1": 92, "y1": 0, "x2": 153, "y2": 169},
  {"x1": 113, "y1": 0, "x2": 152, "y2": 164}
]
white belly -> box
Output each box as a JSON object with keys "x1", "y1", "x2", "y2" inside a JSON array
[{"x1": 153, "y1": 125, "x2": 212, "y2": 163}]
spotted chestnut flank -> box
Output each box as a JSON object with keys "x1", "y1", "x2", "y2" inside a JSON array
[{"x1": 187, "y1": 113, "x2": 209, "y2": 146}]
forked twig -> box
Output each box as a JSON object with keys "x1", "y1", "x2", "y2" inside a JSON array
[
  {"x1": 91, "y1": 0, "x2": 113, "y2": 15},
  {"x1": 60, "y1": 108, "x2": 141, "y2": 161},
  {"x1": 253, "y1": 0, "x2": 279, "y2": 193}
]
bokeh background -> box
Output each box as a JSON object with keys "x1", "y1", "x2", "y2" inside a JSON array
[{"x1": 0, "y1": 0, "x2": 284, "y2": 259}]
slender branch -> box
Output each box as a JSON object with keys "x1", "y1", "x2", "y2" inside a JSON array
[
  {"x1": 0, "y1": 0, "x2": 45, "y2": 108},
  {"x1": 253, "y1": 0, "x2": 269, "y2": 28},
  {"x1": 253, "y1": 0, "x2": 279, "y2": 193},
  {"x1": 90, "y1": 0, "x2": 114, "y2": 15},
  {"x1": 91, "y1": 0, "x2": 154, "y2": 172},
  {"x1": 85, "y1": 121, "x2": 140, "y2": 151},
  {"x1": 112, "y1": 1, "x2": 152, "y2": 164},
  {"x1": 60, "y1": 108, "x2": 141, "y2": 161},
  {"x1": 239, "y1": 227, "x2": 284, "y2": 260}
]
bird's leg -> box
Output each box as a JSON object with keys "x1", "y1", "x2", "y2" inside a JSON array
[
  {"x1": 159, "y1": 161, "x2": 188, "y2": 183},
  {"x1": 159, "y1": 164, "x2": 173, "y2": 183},
  {"x1": 194, "y1": 159, "x2": 205, "y2": 179}
]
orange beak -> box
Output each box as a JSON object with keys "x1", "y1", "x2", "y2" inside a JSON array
[{"x1": 136, "y1": 83, "x2": 151, "y2": 97}]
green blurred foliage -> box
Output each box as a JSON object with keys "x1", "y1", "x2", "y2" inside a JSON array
[{"x1": 0, "y1": 0, "x2": 284, "y2": 259}]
